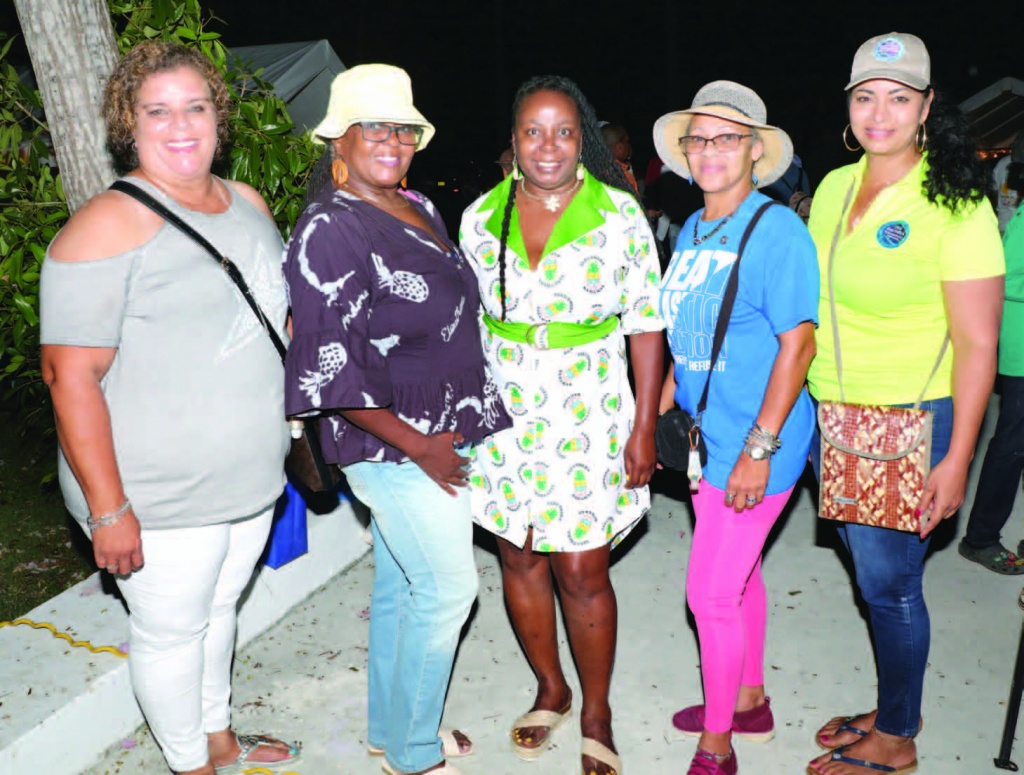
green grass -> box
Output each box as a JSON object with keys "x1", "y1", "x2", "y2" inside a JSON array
[{"x1": 0, "y1": 421, "x2": 95, "y2": 622}]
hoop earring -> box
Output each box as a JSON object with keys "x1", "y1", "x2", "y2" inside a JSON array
[
  {"x1": 915, "y1": 124, "x2": 927, "y2": 153},
  {"x1": 332, "y1": 158, "x2": 348, "y2": 187},
  {"x1": 842, "y1": 124, "x2": 861, "y2": 152},
  {"x1": 576, "y1": 160, "x2": 585, "y2": 181},
  {"x1": 511, "y1": 157, "x2": 522, "y2": 181}
]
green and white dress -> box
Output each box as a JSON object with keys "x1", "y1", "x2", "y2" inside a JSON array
[{"x1": 459, "y1": 173, "x2": 665, "y2": 552}]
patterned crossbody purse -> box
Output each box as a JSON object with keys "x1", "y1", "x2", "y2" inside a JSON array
[{"x1": 817, "y1": 182, "x2": 947, "y2": 532}]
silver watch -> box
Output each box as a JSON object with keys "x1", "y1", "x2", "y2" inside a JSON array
[{"x1": 744, "y1": 444, "x2": 770, "y2": 461}]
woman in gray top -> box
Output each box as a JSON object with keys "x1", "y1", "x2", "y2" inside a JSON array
[{"x1": 39, "y1": 42, "x2": 299, "y2": 775}]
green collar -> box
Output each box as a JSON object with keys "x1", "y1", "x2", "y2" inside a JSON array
[{"x1": 477, "y1": 171, "x2": 619, "y2": 262}]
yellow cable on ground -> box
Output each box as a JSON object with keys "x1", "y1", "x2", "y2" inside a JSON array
[
  {"x1": 3, "y1": 621, "x2": 300, "y2": 772},
  {"x1": 0, "y1": 617, "x2": 128, "y2": 657}
]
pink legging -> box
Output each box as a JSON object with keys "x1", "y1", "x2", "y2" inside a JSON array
[{"x1": 686, "y1": 481, "x2": 795, "y2": 733}]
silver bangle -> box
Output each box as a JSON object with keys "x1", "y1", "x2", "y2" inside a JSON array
[{"x1": 87, "y1": 499, "x2": 131, "y2": 533}]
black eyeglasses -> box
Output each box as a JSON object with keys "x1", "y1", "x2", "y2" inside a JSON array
[
  {"x1": 678, "y1": 133, "x2": 753, "y2": 153},
  {"x1": 359, "y1": 122, "x2": 424, "y2": 146}
]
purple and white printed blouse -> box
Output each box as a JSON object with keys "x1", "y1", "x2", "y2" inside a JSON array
[{"x1": 283, "y1": 187, "x2": 511, "y2": 467}]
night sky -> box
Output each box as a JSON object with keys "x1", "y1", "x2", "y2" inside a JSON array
[
  {"x1": 204, "y1": 0, "x2": 1018, "y2": 185},
  {"x1": 4, "y1": 1, "x2": 1020, "y2": 211}
]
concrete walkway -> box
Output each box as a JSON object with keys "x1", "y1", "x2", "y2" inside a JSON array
[{"x1": 85, "y1": 410, "x2": 1024, "y2": 775}]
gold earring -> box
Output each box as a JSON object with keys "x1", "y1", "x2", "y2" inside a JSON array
[
  {"x1": 511, "y1": 157, "x2": 522, "y2": 180},
  {"x1": 576, "y1": 160, "x2": 585, "y2": 181},
  {"x1": 915, "y1": 124, "x2": 927, "y2": 153},
  {"x1": 332, "y1": 158, "x2": 348, "y2": 187},
  {"x1": 842, "y1": 124, "x2": 861, "y2": 152}
]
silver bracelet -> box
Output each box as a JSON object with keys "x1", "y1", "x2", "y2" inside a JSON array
[
  {"x1": 87, "y1": 499, "x2": 131, "y2": 533},
  {"x1": 747, "y1": 423, "x2": 782, "y2": 451}
]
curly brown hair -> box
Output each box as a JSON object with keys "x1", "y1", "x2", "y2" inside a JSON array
[{"x1": 104, "y1": 41, "x2": 232, "y2": 173}]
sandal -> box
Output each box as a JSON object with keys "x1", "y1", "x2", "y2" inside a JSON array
[
  {"x1": 368, "y1": 729, "x2": 473, "y2": 758},
  {"x1": 511, "y1": 695, "x2": 572, "y2": 760},
  {"x1": 815, "y1": 715, "x2": 870, "y2": 750},
  {"x1": 958, "y1": 539, "x2": 1024, "y2": 575},
  {"x1": 213, "y1": 734, "x2": 301, "y2": 774},
  {"x1": 806, "y1": 743, "x2": 918, "y2": 774},
  {"x1": 582, "y1": 737, "x2": 622, "y2": 775}
]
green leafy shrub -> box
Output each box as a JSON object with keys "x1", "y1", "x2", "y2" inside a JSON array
[{"x1": 0, "y1": 1, "x2": 320, "y2": 480}]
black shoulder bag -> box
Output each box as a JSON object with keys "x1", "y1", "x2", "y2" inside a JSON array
[
  {"x1": 110, "y1": 180, "x2": 341, "y2": 493},
  {"x1": 655, "y1": 201, "x2": 778, "y2": 489}
]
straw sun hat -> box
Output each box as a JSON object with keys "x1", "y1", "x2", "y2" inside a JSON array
[
  {"x1": 653, "y1": 80, "x2": 793, "y2": 188},
  {"x1": 312, "y1": 64, "x2": 435, "y2": 149}
]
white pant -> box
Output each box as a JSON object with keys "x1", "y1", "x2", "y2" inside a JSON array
[{"x1": 114, "y1": 506, "x2": 274, "y2": 771}]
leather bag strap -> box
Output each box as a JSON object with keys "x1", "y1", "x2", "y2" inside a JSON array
[
  {"x1": 696, "y1": 200, "x2": 779, "y2": 416},
  {"x1": 109, "y1": 179, "x2": 288, "y2": 365}
]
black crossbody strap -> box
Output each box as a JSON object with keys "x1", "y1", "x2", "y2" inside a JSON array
[
  {"x1": 696, "y1": 200, "x2": 779, "y2": 415},
  {"x1": 110, "y1": 179, "x2": 288, "y2": 364}
]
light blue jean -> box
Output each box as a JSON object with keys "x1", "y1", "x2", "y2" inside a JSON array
[
  {"x1": 343, "y1": 455, "x2": 478, "y2": 774},
  {"x1": 811, "y1": 397, "x2": 953, "y2": 738}
]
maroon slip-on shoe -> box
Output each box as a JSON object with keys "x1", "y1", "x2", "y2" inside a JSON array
[{"x1": 672, "y1": 697, "x2": 775, "y2": 742}]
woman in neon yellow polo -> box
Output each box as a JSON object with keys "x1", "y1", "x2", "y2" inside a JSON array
[{"x1": 805, "y1": 33, "x2": 1004, "y2": 775}]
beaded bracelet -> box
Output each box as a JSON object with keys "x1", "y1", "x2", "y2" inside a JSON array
[{"x1": 87, "y1": 499, "x2": 131, "y2": 533}]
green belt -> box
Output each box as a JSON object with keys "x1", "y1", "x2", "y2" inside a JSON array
[{"x1": 483, "y1": 314, "x2": 618, "y2": 349}]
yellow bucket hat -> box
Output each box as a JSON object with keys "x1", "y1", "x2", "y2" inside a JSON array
[{"x1": 312, "y1": 64, "x2": 435, "y2": 150}]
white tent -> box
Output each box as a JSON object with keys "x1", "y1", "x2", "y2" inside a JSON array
[
  {"x1": 230, "y1": 40, "x2": 345, "y2": 133},
  {"x1": 959, "y1": 77, "x2": 1024, "y2": 150}
]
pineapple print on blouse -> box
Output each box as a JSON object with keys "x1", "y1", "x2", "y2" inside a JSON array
[
  {"x1": 283, "y1": 188, "x2": 511, "y2": 468},
  {"x1": 460, "y1": 173, "x2": 665, "y2": 552}
]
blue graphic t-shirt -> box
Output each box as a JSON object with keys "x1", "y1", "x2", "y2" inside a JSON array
[{"x1": 658, "y1": 191, "x2": 819, "y2": 494}]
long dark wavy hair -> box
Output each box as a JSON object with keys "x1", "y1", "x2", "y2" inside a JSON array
[
  {"x1": 919, "y1": 89, "x2": 989, "y2": 213},
  {"x1": 849, "y1": 87, "x2": 987, "y2": 214},
  {"x1": 496, "y1": 75, "x2": 636, "y2": 320}
]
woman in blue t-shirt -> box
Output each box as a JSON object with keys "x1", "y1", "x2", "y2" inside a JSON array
[{"x1": 653, "y1": 81, "x2": 819, "y2": 775}]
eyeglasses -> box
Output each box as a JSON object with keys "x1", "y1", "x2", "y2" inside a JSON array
[
  {"x1": 678, "y1": 133, "x2": 753, "y2": 153},
  {"x1": 359, "y1": 122, "x2": 424, "y2": 146}
]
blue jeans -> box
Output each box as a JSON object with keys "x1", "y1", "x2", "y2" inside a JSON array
[
  {"x1": 344, "y1": 455, "x2": 478, "y2": 773},
  {"x1": 811, "y1": 397, "x2": 953, "y2": 738}
]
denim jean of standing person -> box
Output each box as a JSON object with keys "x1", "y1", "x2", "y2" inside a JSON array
[
  {"x1": 344, "y1": 452, "x2": 478, "y2": 772},
  {"x1": 283, "y1": 64, "x2": 512, "y2": 775},
  {"x1": 810, "y1": 397, "x2": 953, "y2": 738}
]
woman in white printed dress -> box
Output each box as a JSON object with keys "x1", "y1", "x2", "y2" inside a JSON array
[{"x1": 460, "y1": 75, "x2": 665, "y2": 775}]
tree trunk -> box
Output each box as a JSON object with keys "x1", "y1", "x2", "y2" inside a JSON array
[{"x1": 13, "y1": 0, "x2": 117, "y2": 213}]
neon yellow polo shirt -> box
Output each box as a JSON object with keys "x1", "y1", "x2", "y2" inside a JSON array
[{"x1": 806, "y1": 154, "x2": 1004, "y2": 405}]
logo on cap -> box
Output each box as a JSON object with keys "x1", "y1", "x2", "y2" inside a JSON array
[
  {"x1": 873, "y1": 38, "x2": 905, "y2": 62},
  {"x1": 877, "y1": 221, "x2": 910, "y2": 249}
]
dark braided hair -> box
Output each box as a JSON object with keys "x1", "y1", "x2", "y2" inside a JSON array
[
  {"x1": 496, "y1": 75, "x2": 637, "y2": 321},
  {"x1": 920, "y1": 89, "x2": 989, "y2": 214},
  {"x1": 304, "y1": 144, "x2": 335, "y2": 209}
]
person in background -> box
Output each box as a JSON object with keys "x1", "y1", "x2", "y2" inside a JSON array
[
  {"x1": 959, "y1": 157, "x2": 1024, "y2": 574},
  {"x1": 655, "y1": 80, "x2": 818, "y2": 775},
  {"x1": 806, "y1": 32, "x2": 1004, "y2": 775},
  {"x1": 284, "y1": 65, "x2": 511, "y2": 775},
  {"x1": 602, "y1": 122, "x2": 639, "y2": 193},
  {"x1": 992, "y1": 134, "x2": 1024, "y2": 235},
  {"x1": 461, "y1": 75, "x2": 664, "y2": 775},
  {"x1": 40, "y1": 41, "x2": 299, "y2": 775},
  {"x1": 497, "y1": 146, "x2": 515, "y2": 179}
]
